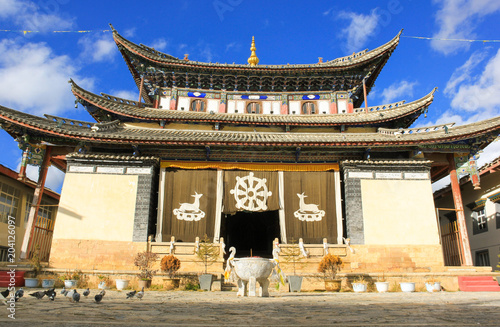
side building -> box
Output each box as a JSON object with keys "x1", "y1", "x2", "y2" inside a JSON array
[
  {"x1": 434, "y1": 157, "x2": 500, "y2": 271},
  {"x1": 0, "y1": 164, "x2": 59, "y2": 264}
]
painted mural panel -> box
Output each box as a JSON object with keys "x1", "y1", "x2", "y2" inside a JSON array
[{"x1": 283, "y1": 171, "x2": 337, "y2": 244}]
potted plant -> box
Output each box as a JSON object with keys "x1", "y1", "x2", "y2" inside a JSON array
[
  {"x1": 38, "y1": 273, "x2": 57, "y2": 288},
  {"x1": 134, "y1": 251, "x2": 159, "y2": 289},
  {"x1": 281, "y1": 238, "x2": 305, "y2": 292},
  {"x1": 352, "y1": 276, "x2": 368, "y2": 293},
  {"x1": 97, "y1": 275, "x2": 112, "y2": 290},
  {"x1": 60, "y1": 269, "x2": 82, "y2": 288},
  {"x1": 161, "y1": 254, "x2": 181, "y2": 290},
  {"x1": 318, "y1": 254, "x2": 343, "y2": 292},
  {"x1": 195, "y1": 235, "x2": 219, "y2": 291},
  {"x1": 115, "y1": 278, "x2": 130, "y2": 290},
  {"x1": 399, "y1": 281, "x2": 415, "y2": 292},
  {"x1": 425, "y1": 277, "x2": 441, "y2": 292},
  {"x1": 24, "y1": 246, "x2": 42, "y2": 287},
  {"x1": 375, "y1": 273, "x2": 390, "y2": 293}
]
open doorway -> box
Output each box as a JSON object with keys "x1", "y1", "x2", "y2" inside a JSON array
[{"x1": 223, "y1": 210, "x2": 280, "y2": 258}]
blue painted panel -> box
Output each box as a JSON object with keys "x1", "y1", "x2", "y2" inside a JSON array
[
  {"x1": 188, "y1": 92, "x2": 206, "y2": 98},
  {"x1": 302, "y1": 95, "x2": 320, "y2": 100}
]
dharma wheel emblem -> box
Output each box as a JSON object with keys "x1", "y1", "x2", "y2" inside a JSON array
[{"x1": 230, "y1": 172, "x2": 272, "y2": 211}]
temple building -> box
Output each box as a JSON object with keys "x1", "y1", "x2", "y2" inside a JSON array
[{"x1": 1, "y1": 25, "x2": 499, "y2": 277}]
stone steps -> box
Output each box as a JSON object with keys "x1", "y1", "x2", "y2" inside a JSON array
[
  {"x1": 458, "y1": 276, "x2": 500, "y2": 292},
  {"x1": 0, "y1": 270, "x2": 25, "y2": 287}
]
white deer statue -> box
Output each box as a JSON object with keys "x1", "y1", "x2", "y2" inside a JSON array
[
  {"x1": 297, "y1": 193, "x2": 320, "y2": 213},
  {"x1": 173, "y1": 192, "x2": 205, "y2": 221},
  {"x1": 178, "y1": 192, "x2": 203, "y2": 212}
]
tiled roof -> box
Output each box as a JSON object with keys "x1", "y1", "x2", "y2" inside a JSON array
[
  {"x1": 1, "y1": 104, "x2": 499, "y2": 149},
  {"x1": 72, "y1": 81, "x2": 435, "y2": 126},
  {"x1": 111, "y1": 25, "x2": 401, "y2": 71}
]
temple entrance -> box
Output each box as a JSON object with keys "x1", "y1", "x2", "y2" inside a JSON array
[{"x1": 223, "y1": 210, "x2": 280, "y2": 258}]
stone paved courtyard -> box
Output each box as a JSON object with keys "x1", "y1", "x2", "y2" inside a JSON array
[{"x1": 2, "y1": 289, "x2": 500, "y2": 326}]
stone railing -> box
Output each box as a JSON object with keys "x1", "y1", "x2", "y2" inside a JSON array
[
  {"x1": 44, "y1": 114, "x2": 94, "y2": 128},
  {"x1": 100, "y1": 93, "x2": 154, "y2": 108},
  {"x1": 353, "y1": 100, "x2": 406, "y2": 113},
  {"x1": 378, "y1": 123, "x2": 456, "y2": 136}
]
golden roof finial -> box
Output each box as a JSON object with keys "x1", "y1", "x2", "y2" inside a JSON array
[{"x1": 247, "y1": 36, "x2": 259, "y2": 67}]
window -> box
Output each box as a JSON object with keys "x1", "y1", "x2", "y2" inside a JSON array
[
  {"x1": 0, "y1": 246, "x2": 9, "y2": 262},
  {"x1": 246, "y1": 102, "x2": 260, "y2": 114},
  {"x1": 301, "y1": 102, "x2": 316, "y2": 114},
  {"x1": 472, "y1": 208, "x2": 488, "y2": 235},
  {"x1": 190, "y1": 99, "x2": 206, "y2": 112},
  {"x1": 475, "y1": 249, "x2": 490, "y2": 266},
  {"x1": 25, "y1": 194, "x2": 55, "y2": 225},
  {"x1": 496, "y1": 203, "x2": 500, "y2": 229},
  {"x1": 0, "y1": 182, "x2": 21, "y2": 225}
]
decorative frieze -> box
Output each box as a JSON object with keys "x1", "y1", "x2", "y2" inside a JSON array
[
  {"x1": 375, "y1": 172, "x2": 402, "y2": 179},
  {"x1": 404, "y1": 172, "x2": 429, "y2": 180},
  {"x1": 126, "y1": 167, "x2": 152, "y2": 175},
  {"x1": 348, "y1": 172, "x2": 373, "y2": 179},
  {"x1": 96, "y1": 166, "x2": 124, "y2": 174},
  {"x1": 68, "y1": 165, "x2": 94, "y2": 173}
]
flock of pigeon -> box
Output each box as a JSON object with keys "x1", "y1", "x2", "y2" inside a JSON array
[{"x1": 0, "y1": 286, "x2": 146, "y2": 304}]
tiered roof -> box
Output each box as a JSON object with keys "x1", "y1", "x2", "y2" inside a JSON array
[
  {"x1": 71, "y1": 80, "x2": 436, "y2": 129},
  {"x1": 1, "y1": 103, "x2": 499, "y2": 151},
  {"x1": 111, "y1": 25, "x2": 402, "y2": 108}
]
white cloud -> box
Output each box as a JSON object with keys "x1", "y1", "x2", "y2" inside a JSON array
[
  {"x1": 111, "y1": 89, "x2": 139, "y2": 101},
  {"x1": 444, "y1": 50, "x2": 487, "y2": 95},
  {"x1": 22, "y1": 164, "x2": 65, "y2": 194},
  {"x1": 445, "y1": 49, "x2": 500, "y2": 115},
  {"x1": 78, "y1": 34, "x2": 116, "y2": 63},
  {"x1": 150, "y1": 38, "x2": 168, "y2": 51},
  {"x1": 0, "y1": 0, "x2": 23, "y2": 18},
  {"x1": 431, "y1": 0, "x2": 500, "y2": 55},
  {"x1": 0, "y1": 39, "x2": 93, "y2": 116},
  {"x1": 380, "y1": 80, "x2": 417, "y2": 104},
  {"x1": 0, "y1": 0, "x2": 74, "y2": 32},
  {"x1": 337, "y1": 10, "x2": 379, "y2": 53}
]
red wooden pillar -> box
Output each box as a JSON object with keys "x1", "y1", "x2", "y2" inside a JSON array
[
  {"x1": 447, "y1": 153, "x2": 473, "y2": 266},
  {"x1": 20, "y1": 146, "x2": 52, "y2": 260}
]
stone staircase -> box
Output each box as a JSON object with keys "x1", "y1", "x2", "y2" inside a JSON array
[
  {"x1": 458, "y1": 276, "x2": 500, "y2": 292},
  {"x1": 0, "y1": 270, "x2": 25, "y2": 287}
]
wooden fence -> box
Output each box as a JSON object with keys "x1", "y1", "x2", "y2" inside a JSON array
[
  {"x1": 440, "y1": 221, "x2": 463, "y2": 266},
  {"x1": 29, "y1": 216, "x2": 55, "y2": 262}
]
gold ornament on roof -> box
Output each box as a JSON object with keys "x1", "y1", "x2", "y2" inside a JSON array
[{"x1": 247, "y1": 36, "x2": 259, "y2": 67}]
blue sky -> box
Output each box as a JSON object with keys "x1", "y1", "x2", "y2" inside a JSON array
[{"x1": 0, "y1": 0, "x2": 499, "y2": 192}]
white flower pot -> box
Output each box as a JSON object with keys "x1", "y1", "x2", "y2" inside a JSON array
[
  {"x1": 98, "y1": 281, "x2": 109, "y2": 290},
  {"x1": 425, "y1": 282, "x2": 441, "y2": 292},
  {"x1": 399, "y1": 282, "x2": 415, "y2": 292},
  {"x1": 24, "y1": 277, "x2": 39, "y2": 288},
  {"x1": 64, "y1": 280, "x2": 77, "y2": 288},
  {"x1": 115, "y1": 279, "x2": 129, "y2": 290},
  {"x1": 42, "y1": 279, "x2": 55, "y2": 288},
  {"x1": 352, "y1": 283, "x2": 367, "y2": 292},
  {"x1": 375, "y1": 282, "x2": 389, "y2": 293}
]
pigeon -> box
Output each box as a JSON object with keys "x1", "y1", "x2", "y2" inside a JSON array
[
  {"x1": 83, "y1": 288, "x2": 90, "y2": 297},
  {"x1": 136, "y1": 287, "x2": 145, "y2": 300},
  {"x1": 15, "y1": 288, "x2": 24, "y2": 302},
  {"x1": 72, "y1": 289, "x2": 80, "y2": 303},
  {"x1": 45, "y1": 288, "x2": 56, "y2": 301},
  {"x1": 61, "y1": 287, "x2": 68, "y2": 296},
  {"x1": 0, "y1": 288, "x2": 8, "y2": 305},
  {"x1": 29, "y1": 291, "x2": 46, "y2": 299},
  {"x1": 0, "y1": 289, "x2": 9, "y2": 299},
  {"x1": 126, "y1": 290, "x2": 137, "y2": 299},
  {"x1": 65, "y1": 289, "x2": 75, "y2": 299},
  {"x1": 94, "y1": 290, "x2": 105, "y2": 303}
]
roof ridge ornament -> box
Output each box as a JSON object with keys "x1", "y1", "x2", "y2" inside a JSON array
[{"x1": 247, "y1": 36, "x2": 259, "y2": 67}]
